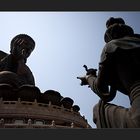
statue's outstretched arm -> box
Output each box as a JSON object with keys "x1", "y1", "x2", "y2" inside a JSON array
[{"x1": 77, "y1": 64, "x2": 116, "y2": 102}]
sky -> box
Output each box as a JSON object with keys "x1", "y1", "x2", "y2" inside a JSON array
[{"x1": 0, "y1": 12, "x2": 140, "y2": 128}]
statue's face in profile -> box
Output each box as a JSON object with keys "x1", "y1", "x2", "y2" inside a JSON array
[{"x1": 11, "y1": 38, "x2": 34, "y2": 60}]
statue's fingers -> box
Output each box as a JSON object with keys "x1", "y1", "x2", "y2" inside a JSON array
[
  {"x1": 77, "y1": 76, "x2": 83, "y2": 80},
  {"x1": 77, "y1": 77, "x2": 85, "y2": 82},
  {"x1": 80, "y1": 82, "x2": 84, "y2": 86},
  {"x1": 77, "y1": 77, "x2": 80, "y2": 79},
  {"x1": 16, "y1": 38, "x2": 22, "y2": 44},
  {"x1": 19, "y1": 40, "x2": 25, "y2": 45}
]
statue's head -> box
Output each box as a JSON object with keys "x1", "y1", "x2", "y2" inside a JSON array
[
  {"x1": 106, "y1": 17, "x2": 125, "y2": 28},
  {"x1": 10, "y1": 34, "x2": 35, "y2": 60},
  {"x1": 104, "y1": 21, "x2": 134, "y2": 43}
]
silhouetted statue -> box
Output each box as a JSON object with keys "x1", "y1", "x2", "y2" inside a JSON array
[
  {"x1": 77, "y1": 17, "x2": 140, "y2": 128},
  {"x1": 0, "y1": 34, "x2": 35, "y2": 88}
]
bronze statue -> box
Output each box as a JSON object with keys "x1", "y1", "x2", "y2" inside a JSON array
[
  {"x1": 77, "y1": 17, "x2": 140, "y2": 128},
  {"x1": 0, "y1": 34, "x2": 35, "y2": 88}
]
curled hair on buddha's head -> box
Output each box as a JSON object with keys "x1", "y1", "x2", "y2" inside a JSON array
[
  {"x1": 104, "y1": 24, "x2": 134, "y2": 43},
  {"x1": 10, "y1": 34, "x2": 35, "y2": 52},
  {"x1": 106, "y1": 17, "x2": 125, "y2": 28}
]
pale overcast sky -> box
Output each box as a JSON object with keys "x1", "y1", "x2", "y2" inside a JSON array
[{"x1": 0, "y1": 12, "x2": 140, "y2": 128}]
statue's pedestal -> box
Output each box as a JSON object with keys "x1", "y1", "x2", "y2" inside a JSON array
[{"x1": 0, "y1": 85, "x2": 91, "y2": 128}]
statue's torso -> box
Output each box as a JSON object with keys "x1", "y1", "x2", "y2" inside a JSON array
[
  {"x1": 100, "y1": 36, "x2": 140, "y2": 95},
  {"x1": 0, "y1": 54, "x2": 35, "y2": 86}
]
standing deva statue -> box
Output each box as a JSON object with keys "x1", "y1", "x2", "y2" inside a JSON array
[
  {"x1": 0, "y1": 34, "x2": 35, "y2": 88},
  {"x1": 77, "y1": 17, "x2": 140, "y2": 128}
]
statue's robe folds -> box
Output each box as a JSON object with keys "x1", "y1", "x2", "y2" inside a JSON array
[{"x1": 92, "y1": 36, "x2": 140, "y2": 128}]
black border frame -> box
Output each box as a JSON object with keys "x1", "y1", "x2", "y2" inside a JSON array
[{"x1": 0, "y1": 0, "x2": 140, "y2": 11}]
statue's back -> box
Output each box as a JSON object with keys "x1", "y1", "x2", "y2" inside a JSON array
[{"x1": 109, "y1": 47, "x2": 140, "y2": 95}]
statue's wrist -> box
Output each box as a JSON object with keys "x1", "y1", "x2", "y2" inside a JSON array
[{"x1": 86, "y1": 74, "x2": 96, "y2": 81}]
